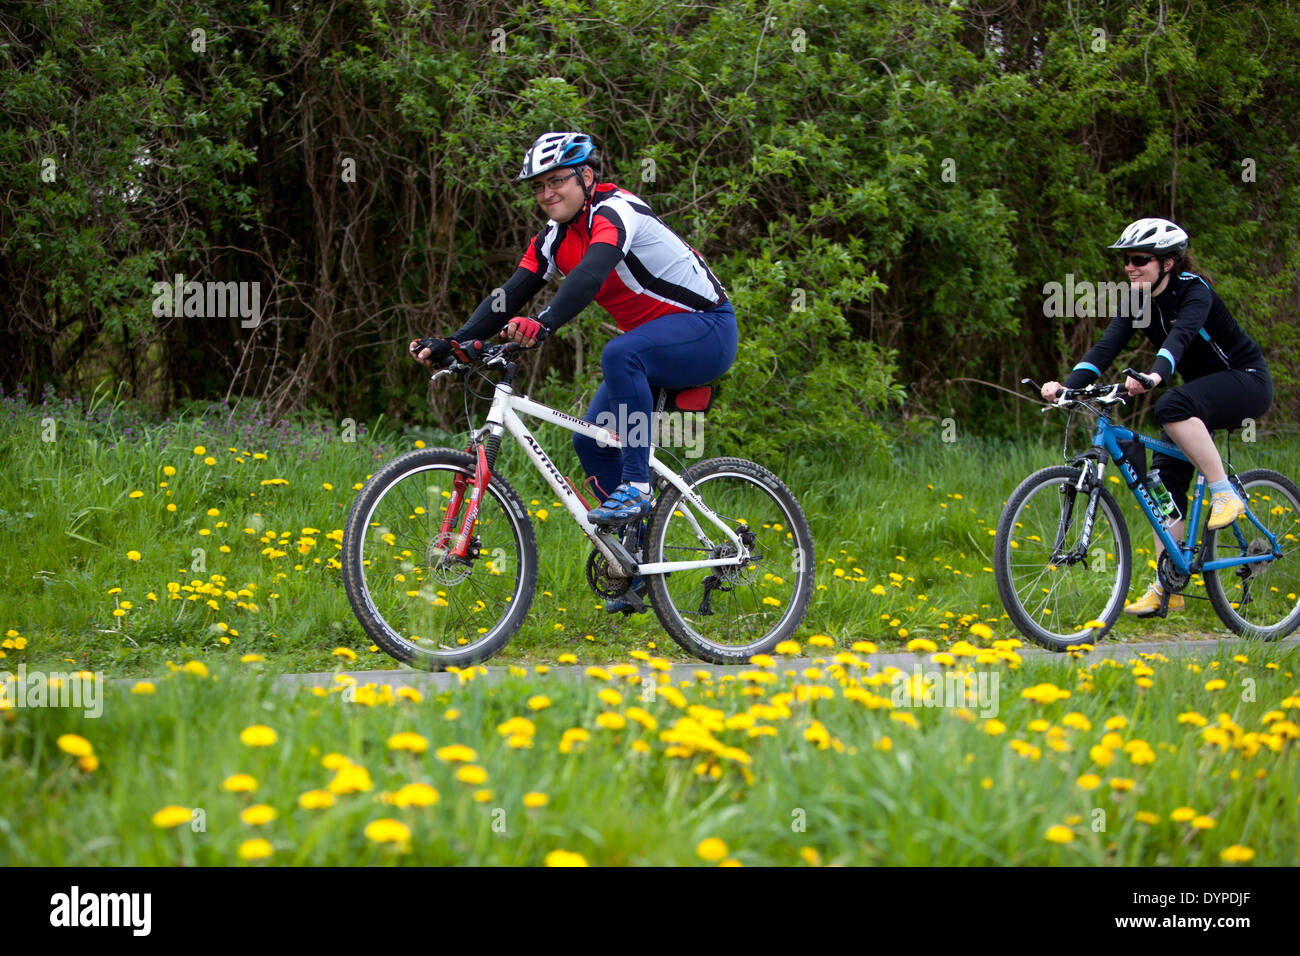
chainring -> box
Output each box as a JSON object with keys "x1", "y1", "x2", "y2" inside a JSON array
[
  {"x1": 1156, "y1": 550, "x2": 1190, "y2": 594},
  {"x1": 586, "y1": 548, "x2": 632, "y2": 599}
]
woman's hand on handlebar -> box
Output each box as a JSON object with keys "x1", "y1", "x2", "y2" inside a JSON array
[
  {"x1": 1124, "y1": 370, "x2": 1161, "y2": 396},
  {"x1": 1041, "y1": 380, "x2": 1064, "y2": 402}
]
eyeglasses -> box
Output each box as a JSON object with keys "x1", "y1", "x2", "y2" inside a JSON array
[
  {"x1": 531, "y1": 170, "x2": 580, "y2": 194},
  {"x1": 1121, "y1": 253, "x2": 1157, "y2": 267}
]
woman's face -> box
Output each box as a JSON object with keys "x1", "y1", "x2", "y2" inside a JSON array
[
  {"x1": 1123, "y1": 252, "x2": 1173, "y2": 292},
  {"x1": 532, "y1": 166, "x2": 591, "y2": 222}
]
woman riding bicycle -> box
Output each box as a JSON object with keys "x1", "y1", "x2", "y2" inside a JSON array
[
  {"x1": 1041, "y1": 217, "x2": 1273, "y2": 617},
  {"x1": 409, "y1": 131, "x2": 738, "y2": 611}
]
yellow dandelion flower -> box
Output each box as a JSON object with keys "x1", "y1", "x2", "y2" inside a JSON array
[
  {"x1": 240, "y1": 804, "x2": 277, "y2": 826},
  {"x1": 223, "y1": 774, "x2": 258, "y2": 793},
  {"x1": 238, "y1": 838, "x2": 273, "y2": 861},
  {"x1": 544, "y1": 849, "x2": 589, "y2": 867},
  {"x1": 151, "y1": 806, "x2": 192, "y2": 829},
  {"x1": 523, "y1": 792, "x2": 549, "y2": 809},
  {"x1": 1220, "y1": 845, "x2": 1256, "y2": 863},
  {"x1": 455, "y1": 765, "x2": 488, "y2": 785},
  {"x1": 327, "y1": 763, "x2": 373, "y2": 795},
  {"x1": 435, "y1": 744, "x2": 477, "y2": 763},
  {"x1": 696, "y1": 837, "x2": 728, "y2": 862},
  {"x1": 390, "y1": 783, "x2": 439, "y2": 808},
  {"x1": 239, "y1": 725, "x2": 277, "y2": 747},
  {"x1": 298, "y1": 789, "x2": 335, "y2": 810},
  {"x1": 364, "y1": 818, "x2": 411, "y2": 845},
  {"x1": 57, "y1": 734, "x2": 94, "y2": 758},
  {"x1": 387, "y1": 732, "x2": 429, "y2": 754}
]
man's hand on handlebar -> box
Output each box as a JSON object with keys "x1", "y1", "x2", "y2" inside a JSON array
[
  {"x1": 500, "y1": 316, "x2": 550, "y2": 348},
  {"x1": 409, "y1": 337, "x2": 452, "y2": 366},
  {"x1": 1041, "y1": 381, "x2": 1064, "y2": 402}
]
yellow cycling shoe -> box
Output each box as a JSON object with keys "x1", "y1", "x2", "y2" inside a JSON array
[
  {"x1": 1123, "y1": 584, "x2": 1184, "y2": 617},
  {"x1": 1207, "y1": 492, "x2": 1246, "y2": 530}
]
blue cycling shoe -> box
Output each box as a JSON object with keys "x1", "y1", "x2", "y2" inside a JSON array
[
  {"x1": 587, "y1": 483, "x2": 653, "y2": 527},
  {"x1": 604, "y1": 576, "x2": 649, "y2": 615}
]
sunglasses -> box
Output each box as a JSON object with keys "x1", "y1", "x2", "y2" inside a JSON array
[
  {"x1": 1121, "y1": 253, "x2": 1157, "y2": 267},
  {"x1": 531, "y1": 170, "x2": 580, "y2": 194}
]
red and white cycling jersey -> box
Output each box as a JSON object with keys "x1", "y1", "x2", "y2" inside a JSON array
[{"x1": 518, "y1": 183, "x2": 727, "y2": 331}]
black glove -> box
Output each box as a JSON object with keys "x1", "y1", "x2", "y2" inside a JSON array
[
  {"x1": 409, "y1": 337, "x2": 452, "y2": 363},
  {"x1": 450, "y1": 339, "x2": 486, "y2": 363}
]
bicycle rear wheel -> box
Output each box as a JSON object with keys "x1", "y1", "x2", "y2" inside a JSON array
[
  {"x1": 341, "y1": 447, "x2": 537, "y2": 670},
  {"x1": 994, "y1": 465, "x2": 1131, "y2": 651},
  {"x1": 644, "y1": 457, "x2": 814, "y2": 664},
  {"x1": 1203, "y1": 468, "x2": 1300, "y2": 640}
]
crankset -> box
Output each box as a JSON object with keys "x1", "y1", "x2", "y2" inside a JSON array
[
  {"x1": 586, "y1": 548, "x2": 633, "y2": 599},
  {"x1": 1156, "y1": 551, "x2": 1190, "y2": 595}
]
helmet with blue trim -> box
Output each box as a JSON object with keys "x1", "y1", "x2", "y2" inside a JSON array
[{"x1": 515, "y1": 132, "x2": 597, "y2": 181}]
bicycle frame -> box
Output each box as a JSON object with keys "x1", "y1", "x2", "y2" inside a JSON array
[
  {"x1": 1081, "y1": 412, "x2": 1281, "y2": 576},
  {"x1": 450, "y1": 375, "x2": 750, "y2": 577}
]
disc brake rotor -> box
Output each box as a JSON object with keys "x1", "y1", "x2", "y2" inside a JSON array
[{"x1": 426, "y1": 531, "x2": 476, "y2": 586}]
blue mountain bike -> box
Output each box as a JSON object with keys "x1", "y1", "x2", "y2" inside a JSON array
[{"x1": 994, "y1": 370, "x2": 1300, "y2": 651}]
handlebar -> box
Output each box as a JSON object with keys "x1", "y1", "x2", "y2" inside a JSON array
[
  {"x1": 428, "y1": 329, "x2": 549, "y2": 384},
  {"x1": 1022, "y1": 366, "x2": 1158, "y2": 410}
]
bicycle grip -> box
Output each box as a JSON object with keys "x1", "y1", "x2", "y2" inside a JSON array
[{"x1": 1122, "y1": 367, "x2": 1157, "y2": 390}]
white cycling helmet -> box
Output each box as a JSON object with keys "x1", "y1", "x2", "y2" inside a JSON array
[
  {"x1": 515, "y1": 132, "x2": 597, "y2": 181},
  {"x1": 1107, "y1": 217, "x2": 1189, "y2": 257}
]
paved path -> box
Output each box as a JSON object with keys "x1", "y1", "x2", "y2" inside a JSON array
[{"x1": 271, "y1": 634, "x2": 1300, "y2": 693}]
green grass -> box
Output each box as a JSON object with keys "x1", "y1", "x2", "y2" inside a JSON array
[
  {"x1": 3, "y1": 386, "x2": 1300, "y2": 677},
  {"x1": 3, "y1": 641, "x2": 1296, "y2": 865}
]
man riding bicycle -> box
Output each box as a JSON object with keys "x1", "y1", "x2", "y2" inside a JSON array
[
  {"x1": 410, "y1": 131, "x2": 738, "y2": 612},
  {"x1": 1041, "y1": 217, "x2": 1273, "y2": 617}
]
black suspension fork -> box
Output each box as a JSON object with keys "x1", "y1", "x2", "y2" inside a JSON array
[{"x1": 1054, "y1": 458, "x2": 1102, "y2": 565}]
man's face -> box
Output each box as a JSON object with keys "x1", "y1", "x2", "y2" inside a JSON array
[{"x1": 532, "y1": 166, "x2": 590, "y2": 222}]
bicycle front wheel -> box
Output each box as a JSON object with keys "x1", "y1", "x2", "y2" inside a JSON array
[
  {"x1": 1204, "y1": 468, "x2": 1300, "y2": 640},
  {"x1": 341, "y1": 447, "x2": 538, "y2": 670},
  {"x1": 644, "y1": 457, "x2": 814, "y2": 664},
  {"x1": 994, "y1": 465, "x2": 1131, "y2": 651}
]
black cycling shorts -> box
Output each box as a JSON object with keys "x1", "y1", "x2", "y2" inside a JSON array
[{"x1": 1151, "y1": 365, "x2": 1273, "y2": 506}]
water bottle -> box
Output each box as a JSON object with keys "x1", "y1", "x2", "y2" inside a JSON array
[{"x1": 1144, "y1": 469, "x2": 1180, "y2": 524}]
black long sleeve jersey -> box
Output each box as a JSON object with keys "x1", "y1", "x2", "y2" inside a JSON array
[{"x1": 1062, "y1": 272, "x2": 1266, "y2": 390}]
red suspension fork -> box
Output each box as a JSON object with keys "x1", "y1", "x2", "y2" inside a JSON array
[{"x1": 450, "y1": 442, "x2": 491, "y2": 559}]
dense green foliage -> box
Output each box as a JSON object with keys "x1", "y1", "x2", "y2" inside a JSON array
[{"x1": 3, "y1": 0, "x2": 1299, "y2": 457}]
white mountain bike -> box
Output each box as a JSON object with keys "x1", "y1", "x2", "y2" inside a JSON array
[{"x1": 341, "y1": 340, "x2": 814, "y2": 670}]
